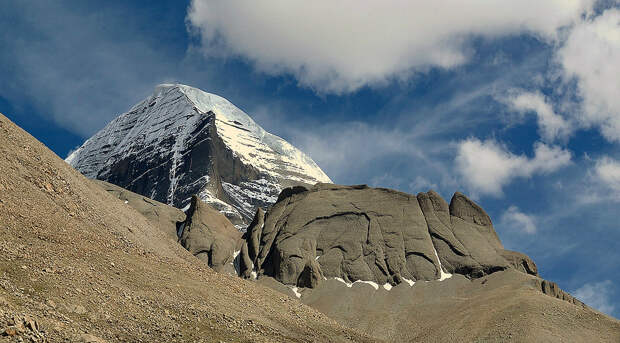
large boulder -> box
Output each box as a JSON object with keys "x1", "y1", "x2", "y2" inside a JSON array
[
  {"x1": 178, "y1": 195, "x2": 243, "y2": 273},
  {"x1": 240, "y1": 183, "x2": 537, "y2": 288}
]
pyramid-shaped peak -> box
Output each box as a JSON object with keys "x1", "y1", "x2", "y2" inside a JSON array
[{"x1": 66, "y1": 83, "x2": 331, "y2": 228}]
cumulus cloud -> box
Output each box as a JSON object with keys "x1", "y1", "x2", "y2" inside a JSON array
[
  {"x1": 558, "y1": 8, "x2": 620, "y2": 142},
  {"x1": 500, "y1": 206, "x2": 537, "y2": 234},
  {"x1": 455, "y1": 138, "x2": 572, "y2": 196},
  {"x1": 574, "y1": 280, "x2": 616, "y2": 315},
  {"x1": 502, "y1": 90, "x2": 572, "y2": 142},
  {"x1": 187, "y1": 0, "x2": 594, "y2": 93}
]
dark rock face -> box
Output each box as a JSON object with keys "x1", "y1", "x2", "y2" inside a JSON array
[
  {"x1": 418, "y1": 190, "x2": 511, "y2": 278},
  {"x1": 240, "y1": 183, "x2": 538, "y2": 288},
  {"x1": 178, "y1": 196, "x2": 243, "y2": 273},
  {"x1": 98, "y1": 108, "x2": 257, "y2": 228},
  {"x1": 500, "y1": 249, "x2": 538, "y2": 275}
]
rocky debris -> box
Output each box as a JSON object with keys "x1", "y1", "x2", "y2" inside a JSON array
[
  {"x1": 1, "y1": 314, "x2": 45, "y2": 342},
  {"x1": 77, "y1": 333, "x2": 108, "y2": 343},
  {"x1": 240, "y1": 184, "x2": 538, "y2": 288},
  {"x1": 66, "y1": 84, "x2": 331, "y2": 228},
  {"x1": 178, "y1": 196, "x2": 243, "y2": 273},
  {"x1": 297, "y1": 268, "x2": 617, "y2": 342}
]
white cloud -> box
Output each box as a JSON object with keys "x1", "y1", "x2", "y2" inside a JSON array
[
  {"x1": 558, "y1": 8, "x2": 620, "y2": 142},
  {"x1": 594, "y1": 156, "x2": 620, "y2": 191},
  {"x1": 187, "y1": 0, "x2": 594, "y2": 93},
  {"x1": 503, "y1": 90, "x2": 572, "y2": 142},
  {"x1": 500, "y1": 206, "x2": 537, "y2": 234},
  {"x1": 574, "y1": 280, "x2": 616, "y2": 315},
  {"x1": 455, "y1": 138, "x2": 572, "y2": 196}
]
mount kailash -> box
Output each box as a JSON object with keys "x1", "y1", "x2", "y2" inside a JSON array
[{"x1": 66, "y1": 84, "x2": 331, "y2": 228}]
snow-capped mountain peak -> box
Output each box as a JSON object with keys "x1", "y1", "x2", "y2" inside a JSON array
[{"x1": 66, "y1": 83, "x2": 331, "y2": 228}]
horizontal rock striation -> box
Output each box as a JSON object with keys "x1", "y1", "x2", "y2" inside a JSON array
[
  {"x1": 67, "y1": 84, "x2": 332, "y2": 228},
  {"x1": 239, "y1": 183, "x2": 537, "y2": 288}
]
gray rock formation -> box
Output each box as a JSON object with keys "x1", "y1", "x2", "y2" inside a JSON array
[
  {"x1": 178, "y1": 196, "x2": 242, "y2": 273},
  {"x1": 239, "y1": 183, "x2": 538, "y2": 288},
  {"x1": 533, "y1": 278, "x2": 585, "y2": 306}
]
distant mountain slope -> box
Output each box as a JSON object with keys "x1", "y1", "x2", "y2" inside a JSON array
[
  {"x1": 66, "y1": 84, "x2": 331, "y2": 228},
  {"x1": 0, "y1": 112, "x2": 372, "y2": 343}
]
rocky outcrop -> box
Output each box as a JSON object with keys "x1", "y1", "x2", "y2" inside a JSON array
[
  {"x1": 500, "y1": 249, "x2": 538, "y2": 275},
  {"x1": 178, "y1": 196, "x2": 243, "y2": 273},
  {"x1": 533, "y1": 279, "x2": 585, "y2": 307},
  {"x1": 96, "y1": 180, "x2": 242, "y2": 273},
  {"x1": 239, "y1": 183, "x2": 538, "y2": 288}
]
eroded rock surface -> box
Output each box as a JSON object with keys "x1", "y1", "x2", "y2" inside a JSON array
[
  {"x1": 178, "y1": 195, "x2": 243, "y2": 273},
  {"x1": 240, "y1": 183, "x2": 538, "y2": 288}
]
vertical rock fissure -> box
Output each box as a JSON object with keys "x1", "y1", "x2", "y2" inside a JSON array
[{"x1": 416, "y1": 195, "x2": 452, "y2": 281}]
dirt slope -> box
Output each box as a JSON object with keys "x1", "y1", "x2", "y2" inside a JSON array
[
  {"x1": 0, "y1": 112, "x2": 376, "y2": 342},
  {"x1": 297, "y1": 269, "x2": 620, "y2": 342}
]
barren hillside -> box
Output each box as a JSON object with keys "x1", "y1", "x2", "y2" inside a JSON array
[{"x1": 0, "y1": 112, "x2": 375, "y2": 342}]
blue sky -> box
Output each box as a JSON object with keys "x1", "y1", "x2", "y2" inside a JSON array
[{"x1": 1, "y1": 1, "x2": 619, "y2": 317}]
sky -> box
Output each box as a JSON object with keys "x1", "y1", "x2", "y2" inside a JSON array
[{"x1": 1, "y1": 0, "x2": 619, "y2": 317}]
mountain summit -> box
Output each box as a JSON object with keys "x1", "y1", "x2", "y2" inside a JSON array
[{"x1": 66, "y1": 84, "x2": 331, "y2": 227}]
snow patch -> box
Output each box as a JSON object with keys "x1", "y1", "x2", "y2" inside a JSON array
[
  {"x1": 433, "y1": 247, "x2": 453, "y2": 281},
  {"x1": 333, "y1": 278, "x2": 380, "y2": 290},
  {"x1": 356, "y1": 280, "x2": 379, "y2": 290},
  {"x1": 177, "y1": 84, "x2": 331, "y2": 184},
  {"x1": 334, "y1": 277, "x2": 353, "y2": 288},
  {"x1": 402, "y1": 278, "x2": 415, "y2": 286},
  {"x1": 290, "y1": 286, "x2": 302, "y2": 298}
]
